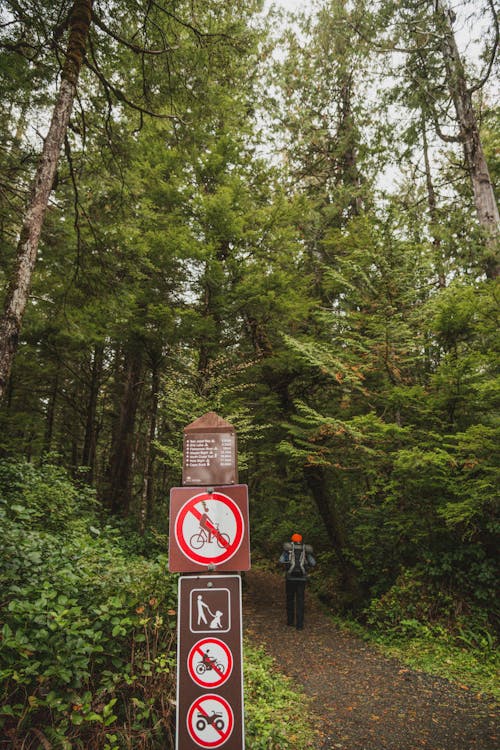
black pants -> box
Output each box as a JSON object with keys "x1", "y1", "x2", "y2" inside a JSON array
[{"x1": 286, "y1": 578, "x2": 306, "y2": 629}]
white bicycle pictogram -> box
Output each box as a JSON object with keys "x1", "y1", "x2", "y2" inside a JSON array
[{"x1": 189, "y1": 522, "x2": 230, "y2": 550}]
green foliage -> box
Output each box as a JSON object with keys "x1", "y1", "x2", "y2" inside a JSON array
[
  {"x1": 365, "y1": 563, "x2": 498, "y2": 655},
  {"x1": 244, "y1": 642, "x2": 316, "y2": 749},
  {"x1": 0, "y1": 458, "x2": 97, "y2": 531},
  {"x1": 277, "y1": 274, "x2": 498, "y2": 647},
  {"x1": 371, "y1": 631, "x2": 500, "y2": 701},
  {"x1": 0, "y1": 460, "x2": 178, "y2": 748}
]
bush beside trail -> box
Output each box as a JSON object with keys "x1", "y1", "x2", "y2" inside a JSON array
[{"x1": 0, "y1": 460, "x2": 178, "y2": 748}]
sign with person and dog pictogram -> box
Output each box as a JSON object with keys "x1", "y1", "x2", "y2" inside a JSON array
[{"x1": 176, "y1": 575, "x2": 244, "y2": 749}]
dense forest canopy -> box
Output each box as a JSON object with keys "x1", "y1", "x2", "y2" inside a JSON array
[
  {"x1": 0, "y1": 0, "x2": 498, "y2": 669},
  {"x1": 0, "y1": 0, "x2": 498, "y2": 745}
]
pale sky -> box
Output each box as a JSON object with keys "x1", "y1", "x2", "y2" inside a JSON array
[
  {"x1": 265, "y1": 0, "x2": 308, "y2": 11},
  {"x1": 264, "y1": 0, "x2": 496, "y2": 85}
]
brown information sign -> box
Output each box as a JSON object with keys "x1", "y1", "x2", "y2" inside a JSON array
[
  {"x1": 183, "y1": 412, "x2": 238, "y2": 486},
  {"x1": 168, "y1": 485, "x2": 250, "y2": 573},
  {"x1": 176, "y1": 575, "x2": 244, "y2": 750}
]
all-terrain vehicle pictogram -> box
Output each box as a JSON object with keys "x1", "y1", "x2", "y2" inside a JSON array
[{"x1": 196, "y1": 711, "x2": 225, "y2": 731}]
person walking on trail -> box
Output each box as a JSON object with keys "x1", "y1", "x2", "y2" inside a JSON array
[{"x1": 279, "y1": 532, "x2": 316, "y2": 630}]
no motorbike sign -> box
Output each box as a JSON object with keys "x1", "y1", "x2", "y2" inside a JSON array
[
  {"x1": 187, "y1": 638, "x2": 233, "y2": 689},
  {"x1": 168, "y1": 486, "x2": 250, "y2": 572}
]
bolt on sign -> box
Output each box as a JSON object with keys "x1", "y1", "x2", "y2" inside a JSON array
[
  {"x1": 168, "y1": 485, "x2": 250, "y2": 573},
  {"x1": 183, "y1": 412, "x2": 238, "y2": 487},
  {"x1": 176, "y1": 575, "x2": 244, "y2": 749}
]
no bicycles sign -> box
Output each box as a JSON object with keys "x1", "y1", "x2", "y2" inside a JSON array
[
  {"x1": 176, "y1": 491, "x2": 244, "y2": 565},
  {"x1": 168, "y1": 486, "x2": 250, "y2": 572}
]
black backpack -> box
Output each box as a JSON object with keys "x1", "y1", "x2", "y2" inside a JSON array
[{"x1": 285, "y1": 542, "x2": 307, "y2": 577}]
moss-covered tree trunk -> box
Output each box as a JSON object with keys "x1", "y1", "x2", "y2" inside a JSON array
[{"x1": 0, "y1": 0, "x2": 93, "y2": 399}]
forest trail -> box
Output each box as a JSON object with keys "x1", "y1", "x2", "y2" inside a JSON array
[{"x1": 242, "y1": 569, "x2": 498, "y2": 750}]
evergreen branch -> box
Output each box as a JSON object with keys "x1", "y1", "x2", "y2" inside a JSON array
[
  {"x1": 148, "y1": 0, "x2": 232, "y2": 43},
  {"x1": 152, "y1": 0, "x2": 247, "y2": 53},
  {"x1": 0, "y1": 38, "x2": 39, "y2": 59},
  {"x1": 84, "y1": 54, "x2": 181, "y2": 122},
  {"x1": 86, "y1": 33, "x2": 115, "y2": 135},
  {"x1": 344, "y1": 18, "x2": 441, "y2": 56},
  {"x1": 92, "y1": 12, "x2": 177, "y2": 55}
]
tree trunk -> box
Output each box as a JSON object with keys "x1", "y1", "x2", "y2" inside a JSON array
[
  {"x1": 43, "y1": 368, "x2": 60, "y2": 454},
  {"x1": 82, "y1": 344, "x2": 103, "y2": 481},
  {"x1": 0, "y1": 0, "x2": 93, "y2": 399},
  {"x1": 422, "y1": 114, "x2": 446, "y2": 289},
  {"x1": 437, "y1": 1, "x2": 499, "y2": 278},
  {"x1": 139, "y1": 363, "x2": 159, "y2": 533},
  {"x1": 303, "y1": 465, "x2": 359, "y2": 598},
  {"x1": 107, "y1": 348, "x2": 143, "y2": 515},
  {"x1": 338, "y1": 76, "x2": 363, "y2": 217}
]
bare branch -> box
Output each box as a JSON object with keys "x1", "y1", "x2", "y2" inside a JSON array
[
  {"x1": 432, "y1": 116, "x2": 461, "y2": 143},
  {"x1": 468, "y1": 0, "x2": 499, "y2": 94}
]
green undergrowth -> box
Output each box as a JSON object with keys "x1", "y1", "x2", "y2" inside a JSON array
[
  {"x1": 329, "y1": 615, "x2": 499, "y2": 701},
  {"x1": 0, "y1": 460, "x2": 179, "y2": 749},
  {"x1": 244, "y1": 641, "x2": 316, "y2": 749},
  {"x1": 370, "y1": 633, "x2": 499, "y2": 700}
]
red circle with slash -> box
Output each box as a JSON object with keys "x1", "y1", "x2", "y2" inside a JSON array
[
  {"x1": 175, "y1": 491, "x2": 244, "y2": 565},
  {"x1": 186, "y1": 694, "x2": 234, "y2": 748},
  {"x1": 187, "y1": 637, "x2": 233, "y2": 688}
]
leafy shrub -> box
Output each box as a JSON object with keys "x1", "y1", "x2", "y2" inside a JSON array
[
  {"x1": 365, "y1": 566, "x2": 497, "y2": 652},
  {"x1": 244, "y1": 642, "x2": 316, "y2": 749},
  {"x1": 0, "y1": 460, "x2": 178, "y2": 749},
  {"x1": 0, "y1": 460, "x2": 320, "y2": 748},
  {"x1": 0, "y1": 458, "x2": 97, "y2": 531}
]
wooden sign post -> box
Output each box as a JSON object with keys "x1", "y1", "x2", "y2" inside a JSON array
[{"x1": 171, "y1": 413, "x2": 248, "y2": 750}]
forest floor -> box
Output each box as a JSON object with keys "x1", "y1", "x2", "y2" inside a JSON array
[{"x1": 242, "y1": 568, "x2": 499, "y2": 750}]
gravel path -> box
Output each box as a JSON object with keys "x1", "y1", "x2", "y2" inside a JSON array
[{"x1": 242, "y1": 569, "x2": 499, "y2": 750}]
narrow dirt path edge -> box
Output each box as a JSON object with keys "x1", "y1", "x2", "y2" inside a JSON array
[{"x1": 242, "y1": 568, "x2": 499, "y2": 750}]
